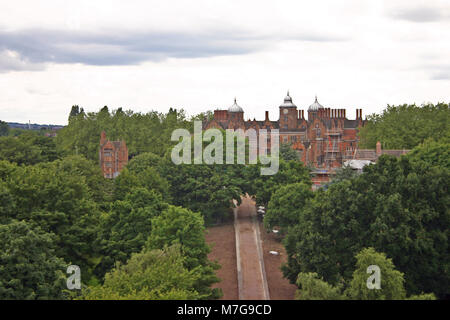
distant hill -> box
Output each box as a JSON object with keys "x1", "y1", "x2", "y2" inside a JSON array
[{"x1": 7, "y1": 122, "x2": 65, "y2": 131}]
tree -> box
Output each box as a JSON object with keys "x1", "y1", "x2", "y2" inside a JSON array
[
  {"x1": 113, "y1": 167, "x2": 170, "y2": 202},
  {"x1": 296, "y1": 272, "x2": 344, "y2": 300},
  {"x1": 245, "y1": 160, "x2": 311, "y2": 207},
  {"x1": 56, "y1": 106, "x2": 191, "y2": 161},
  {"x1": 406, "y1": 138, "x2": 450, "y2": 169},
  {"x1": 99, "y1": 188, "x2": 169, "y2": 273},
  {"x1": 280, "y1": 142, "x2": 299, "y2": 161},
  {"x1": 294, "y1": 248, "x2": 435, "y2": 300},
  {"x1": 0, "y1": 120, "x2": 9, "y2": 136},
  {"x1": 264, "y1": 182, "x2": 313, "y2": 233},
  {"x1": 161, "y1": 161, "x2": 242, "y2": 224},
  {"x1": 1, "y1": 161, "x2": 103, "y2": 285},
  {"x1": 345, "y1": 248, "x2": 406, "y2": 300},
  {"x1": 0, "y1": 132, "x2": 59, "y2": 165},
  {"x1": 330, "y1": 165, "x2": 358, "y2": 184},
  {"x1": 0, "y1": 220, "x2": 67, "y2": 300},
  {"x1": 146, "y1": 205, "x2": 221, "y2": 299},
  {"x1": 80, "y1": 246, "x2": 202, "y2": 300},
  {"x1": 283, "y1": 153, "x2": 449, "y2": 297},
  {"x1": 126, "y1": 152, "x2": 164, "y2": 174},
  {"x1": 359, "y1": 102, "x2": 449, "y2": 149},
  {"x1": 68, "y1": 105, "x2": 80, "y2": 121}
]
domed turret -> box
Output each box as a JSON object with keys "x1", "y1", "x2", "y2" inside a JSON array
[
  {"x1": 280, "y1": 91, "x2": 297, "y2": 108},
  {"x1": 228, "y1": 98, "x2": 244, "y2": 113},
  {"x1": 308, "y1": 95, "x2": 324, "y2": 111}
]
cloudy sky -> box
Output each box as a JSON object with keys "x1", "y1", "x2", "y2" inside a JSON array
[{"x1": 0, "y1": 0, "x2": 449, "y2": 125}]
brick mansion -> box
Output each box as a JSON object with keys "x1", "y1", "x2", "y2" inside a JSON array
[
  {"x1": 203, "y1": 92, "x2": 408, "y2": 185},
  {"x1": 99, "y1": 92, "x2": 408, "y2": 184}
]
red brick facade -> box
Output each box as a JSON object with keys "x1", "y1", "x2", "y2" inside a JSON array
[
  {"x1": 203, "y1": 93, "x2": 365, "y2": 174},
  {"x1": 99, "y1": 131, "x2": 128, "y2": 179}
]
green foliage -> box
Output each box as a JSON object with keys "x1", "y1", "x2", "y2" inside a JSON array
[
  {"x1": 99, "y1": 188, "x2": 169, "y2": 274},
  {"x1": 346, "y1": 248, "x2": 406, "y2": 300},
  {"x1": 264, "y1": 182, "x2": 313, "y2": 233},
  {"x1": 0, "y1": 160, "x2": 103, "y2": 284},
  {"x1": 244, "y1": 160, "x2": 311, "y2": 207},
  {"x1": 0, "y1": 132, "x2": 59, "y2": 165},
  {"x1": 146, "y1": 205, "x2": 221, "y2": 299},
  {"x1": 161, "y1": 161, "x2": 242, "y2": 224},
  {"x1": 126, "y1": 152, "x2": 164, "y2": 173},
  {"x1": 80, "y1": 246, "x2": 202, "y2": 300},
  {"x1": 280, "y1": 142, "x2": 300, "y2": 161},
  {"x1": 295, "y1": 272, "x2": 344, "y2": 300},
  {"x1": 294, "y1": 248, "x2": 435, "y2": 300},
  {"x1": 359, "y1": 103, "x2": 449, "y2": 149},
  {"x1": 0, "y1": 120, "x2": 9, "y2": 136},
  {"x1": 407, "y1": 293, "x2": 437, "y2": 300},
  {"x1": 56, "y1": 106, "x2": 191, "y2": 161},
  {"x1": 114, "y1": 167, "x2": 170, "y2": 202},
  {"x1": 0, "y1": 220, "x2": 67, "y2": 299},
  {"x1": 283, "y1": 150, "x2": 449, "y2": 297},
  {"x1": 330, "y1": 165, "x2": 358, "y2": 184},
  {"x1": 406, "y1": 138, "x2": 450, "y2": 169}
]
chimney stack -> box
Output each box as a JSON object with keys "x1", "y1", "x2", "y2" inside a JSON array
[
  {"x1": 100, "y1": 131, "x2": 107, "y2": 145},
  {"x1": 265, "y1": 111, "x2": 269, "y2": 121},
  {"x1": 376, "y1": 141, "x2": 382, "y2": 156}
]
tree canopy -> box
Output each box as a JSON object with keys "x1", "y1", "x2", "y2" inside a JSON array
[{"x1": 358, "y1": 102, "x2": 449, "y2": 149}]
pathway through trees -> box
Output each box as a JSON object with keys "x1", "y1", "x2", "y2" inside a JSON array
[{"x1": 234, "y1": 196, "x2": 270, "y2": 300}]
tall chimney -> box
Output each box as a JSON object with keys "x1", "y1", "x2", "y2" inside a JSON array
[
  {"x1": 344, "y1": 109, "x2": 346, "y2": 118},
  {"x1": 100, "y1": 131, "x2": 107, "y2": 145},
  {"x1": 356, "y1": 109, "x2": 359, "y2": 119},
  {"x1": 376, "y1": 141, "x2": 382, "y2": 156},
  {"x1": 265, "y1": 111, "x2": 269, "y2": 121},
  {"x1": 302, "y1": 110, "x2": 304, "y2": 119}
]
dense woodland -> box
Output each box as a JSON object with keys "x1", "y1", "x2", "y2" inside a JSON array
[{"x1": 0, "y1": 102, "x2": 448, "y2": 299}]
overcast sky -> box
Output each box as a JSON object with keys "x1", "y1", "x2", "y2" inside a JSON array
[{"x1": 0, "y1": 0, "x2": 449, "y2": 125}]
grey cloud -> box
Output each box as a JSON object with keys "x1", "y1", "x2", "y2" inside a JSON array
[
  {"x1": 0, "y1": 50, "x2": 45, "y2": 73},
  {"x1": 430, "y1": 70, "x2": 450, "y2": 80},
  {"x1": 0, "y1": 28, "x2": 346, "y2": 71},
  {"x1": 419, "y1": 63, "x2": 450, "y2": 80},
  {"x1": 389, "y1": 7, "x2": 449, "y2": 23}
]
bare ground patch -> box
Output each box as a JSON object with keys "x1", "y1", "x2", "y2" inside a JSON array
[
  {"x1": 205, "y1": 223, "x2": 239, "y2": 300},
  {"x1": 259, "y1": 223, "x2": 297, "y2": 300}
]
